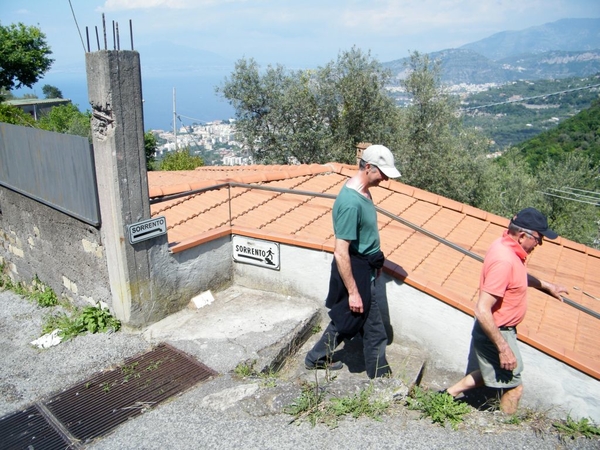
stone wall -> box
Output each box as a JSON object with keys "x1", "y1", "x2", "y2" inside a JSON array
[{"x1": 0, "y1": 186, "x2": 110, "y2": 307}]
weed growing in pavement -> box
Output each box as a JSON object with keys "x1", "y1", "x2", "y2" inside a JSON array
[
  {"x1": 42, "y1": 303, "x2": 121, "y2": 341},
  {"x1": 406, "y1": 386, "x2": 471, "y2": 430},
  {"x1": 502, "y1": 407, "x2": 552, "y2": 436},
  {"x1": 30, "y1": 275, "x2": 59, "y2": 307},
  {"x1": 259, "y1": 368, "x2": 279, "y2": 388},
  {"x1": 329, "y1": 385, "x2": 390, "y2": 422},
  {"x1": 0, "y1": 266, "x2": 58, "y2": 307},
  {"x1": 234, "y1": 360, "x2": 257, "y2": 378},
  {"x1": 553, "y1": 415, "x2": 600, "y2": 440},
  {"x1": 233, "y1": 360, "x2": 280, "y2": 387},
  {"x1": 79, "y1": 304, "x2": 120, "y2": 333},
  {"x1": 286, "y1": 382, "x2": 390, "y2": 428},
  {"x1": 286, "y1": 382, "x2": 327, "y2": 426}
]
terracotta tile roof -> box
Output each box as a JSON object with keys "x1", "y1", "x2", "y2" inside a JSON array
[{"x1": 148, "y1": 164, "x2": 600, "y2": 380}]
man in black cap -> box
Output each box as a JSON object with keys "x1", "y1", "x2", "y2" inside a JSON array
[{"x1": 444, "y1": 207, "x2": 568, "y2": 414}]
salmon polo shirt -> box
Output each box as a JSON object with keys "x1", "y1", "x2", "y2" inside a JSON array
[{"x1": 480, "y1": 231, "x2": 529, "y2": 328}]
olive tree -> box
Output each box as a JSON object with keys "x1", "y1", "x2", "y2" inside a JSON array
[
  {"x1": 217, "y1": 47, "x2": 400, "y2": 164},
  {"x1": 397, "y1": 52, "x2": 490, "y2": 205},
  {"x1": 477, "y1": 147, "x2": 541, "y2": 215}
]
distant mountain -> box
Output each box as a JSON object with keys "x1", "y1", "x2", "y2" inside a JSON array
[
  {"x1": 384, "y1": 49, "x2": 514, "y2": 84},
  {"x1": 460, "y1": 18, "x2": 600, "y2": 61},
  {"x1": 499, "y1": 50, "x2": 600, "y2": 80},
  {"x1": 382, "y1": 18, "x2": 600, "y2": 85}
]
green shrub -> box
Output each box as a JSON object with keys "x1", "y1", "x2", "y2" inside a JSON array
[
  {"x1": 406, "y1": 387, "x2": 471, "y2": 429},
  {"x1": 43, "y1": 304, "x2": 121, "y2": 341},
  {"x1": 160, "y1": 147, "x2": 204, "y2": 170},
  {"x1": 286, "y1": 383, "x2": 390, "y2": 428},
  {"x1": 554, "y1": 415, "x2": 600, "y2": 440}
]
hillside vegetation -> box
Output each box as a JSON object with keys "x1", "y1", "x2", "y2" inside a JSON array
[
  {"x1": 461, "y1": 73, "x2": 600, "y2": 149},
  {"x1": 516, "y1": 99, "x2": 600, "y2": 170},
  {"x1": 482, "y1": 103, "x2": 600, "y2": 248}
]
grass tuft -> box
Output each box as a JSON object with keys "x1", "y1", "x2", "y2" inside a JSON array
[
  {"x1": 406, "y1": 386, "x2": 471, "y2": 430},
  {"x1": 0, "y1": 267, "x2": 58, "y2": 307},
  {"x1": 234, "y1": 360, "x2": 257, "y2": 378},
  {"x1": 42, "y1": 303, "x2": 121, "y2": 341},
  {"x1": 553, "y1": 415, "x2": 600, "y2": 440},
  {"x1": 286, "y1": 382, "x2": 390, "y2": 428}
]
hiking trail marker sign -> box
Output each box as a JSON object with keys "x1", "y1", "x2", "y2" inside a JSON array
[
  {"x1": 127, "y1": 216, "x2": 167, "y2": 244},
  {"x1": 232, "y1": 235, "x2": 280, "y2": 270}
]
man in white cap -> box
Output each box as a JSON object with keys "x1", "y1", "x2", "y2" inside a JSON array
[
  {"x1": 443, "y1": 207, "x2": 568, "y2": 413},
  {"x1": 305, "y1": 144, "x2": 400, "y2": 378}
]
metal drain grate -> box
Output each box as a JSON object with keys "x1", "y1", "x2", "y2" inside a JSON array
[
  {"x1": 0, "y1": 343, "x2": 217, "y2": 449},
  {"x1": 44, "y1": 343, "x2": 217, "y2": 444},
  {"x1": 0, "y1": 405, "x2": 74, "y2": 449}
]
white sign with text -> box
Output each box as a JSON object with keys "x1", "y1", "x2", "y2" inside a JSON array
[
  {"x1": 127, "y1": 216, "x2": 167, "y2": 244},
  {"x1": 232, "y1": 235, "x2": 280, "y2": 270}
]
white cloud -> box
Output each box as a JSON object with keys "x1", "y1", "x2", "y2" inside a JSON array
[
  {"x1": 338, "y1": 0, "x2": 581, "y2": 36},
  {"x1": 99, "y1": 0, "x2": 246, "y2": 11},
  {"x1": 100, "y1": 0, "x2": 191, "y2": 11}
]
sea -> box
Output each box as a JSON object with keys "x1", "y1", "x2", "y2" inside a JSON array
[{"x1": 15, "y1": 68, "x2": 236, "y2": 131}]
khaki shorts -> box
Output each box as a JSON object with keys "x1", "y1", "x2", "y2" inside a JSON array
[{"x1": 471, "y1": 321, "x2": 523, "y2": 389}]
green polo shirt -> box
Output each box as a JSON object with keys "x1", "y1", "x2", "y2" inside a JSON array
[{"x1": 333, "y1": 185, "x2": 380, "y2": 256}]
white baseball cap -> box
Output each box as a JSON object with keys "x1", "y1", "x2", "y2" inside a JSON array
[{"x1": 361, "y1": 144, "x2": 401, "y2": 178}]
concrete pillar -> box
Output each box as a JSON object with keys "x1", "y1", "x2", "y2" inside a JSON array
[{"x1": 85, "y1": 50, "x2": 153, "y2": 327}]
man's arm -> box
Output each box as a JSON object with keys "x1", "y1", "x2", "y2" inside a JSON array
[
  {"x1": 474, "y1": 291, "x2": 517, "y2": 371},
  {"x1": 333, "y1": 238, "x2": 363, "y2": 313},
  {"x1": 527, "y1": 274, "x2": 569, "y2": 301}
]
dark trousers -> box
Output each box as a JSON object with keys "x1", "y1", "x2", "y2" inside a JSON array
[{"x1": 305, "y1": 279, "x2": 391, "y2": 378}]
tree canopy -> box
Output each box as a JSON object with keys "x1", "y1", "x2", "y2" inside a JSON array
[
  {"x1": 144, "y1": 131, "x2": 158, "y2": 170},
  {"x1": 42, "y1": 84, "x2": 63, "y2": 99},
  {"x1": 160, "y1": 148, "x2": 204, "y2": 171},
  {"x1": 37, "y1": 103, "x2": 91, "y2": 140},
  {"x1": 217, "y1": 48, "x2": 599, "y2": 248},
  {"x1": 217, "y1": 47, "x2": 400, "y2": 164},
  {"x1": 0, "y1": 102, "x2": 35, "y2": 127},
  {"x1": 0, "y1": 22, "x2": 53, "y2": 91},
  {"x1": 396, "y1": 52, "x2": 490, "y2": 205}
]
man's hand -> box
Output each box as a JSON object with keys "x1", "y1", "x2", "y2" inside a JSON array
[
  {"x1": 498, "y1": 344, "x2": 517, "y2": 371},
  {"x1": 542, "y1": 280, "x2": 569, "y2": 301},
  {"x1": 529, "y1": 274, "x2": 569, "y2": 301},
  {"x1": 348, "y1": 292, "x2": 364, "y2": 313}
]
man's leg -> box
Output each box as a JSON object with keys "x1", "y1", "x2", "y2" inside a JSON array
[
  {"x1": 305, "y1": 321, "x2": 343, "y2": 368},
  {"x1": 500, "y1": 384, "x2": 523, "y2": 414},
  {"x1": 446, "y1": 370, "x2": 484, "y2": 397},
  {"x1": 362, "y1": 280, "x2": 391, "y2": 378}
]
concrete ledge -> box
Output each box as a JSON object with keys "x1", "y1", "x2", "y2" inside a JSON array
[{"x1": 142, "y1": 285, "x2": 321, "y2": 374}]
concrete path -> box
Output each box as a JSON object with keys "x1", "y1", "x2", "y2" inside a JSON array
[{"x1": 2, "y1": 287, "x2": 597, "y2": 449}]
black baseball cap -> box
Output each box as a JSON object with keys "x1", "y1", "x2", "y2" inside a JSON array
[{"x1": 510, "y1": 207, "x2": 558, "y2": 240}]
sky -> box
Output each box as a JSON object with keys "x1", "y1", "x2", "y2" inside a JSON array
[{"x1": 2, "y1": 0, "x2": 600, "y2": 129}]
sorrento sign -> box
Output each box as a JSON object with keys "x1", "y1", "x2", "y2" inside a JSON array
[
  {"x1": 127, "y1": 216, "x2": 167, "y2": 244},
  {"x1": 232, "y1": 235, "x2": 280, "y2": 270}
]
